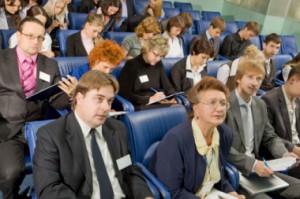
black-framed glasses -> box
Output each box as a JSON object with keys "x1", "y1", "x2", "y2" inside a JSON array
[{"x1": 20, "y1": 32, "x2": 45, "y2": 42}]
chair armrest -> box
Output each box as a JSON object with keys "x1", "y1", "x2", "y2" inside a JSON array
[
  {"x1": 275, "y1": 78, "x2": 285, "y2": 87},
  {"x1": 144, "y1": 176, "x2": 161, "y2": 199},
  {"x1": 257, "y1": 89, "x2": 266, "y2": 96},
  {"x1": 177, "y1": 95, "x2": 190, "y2": 111},
  {"x1": 225, "y1": 162, "x2": 239, "y2": 190},
  {"x1": 112, "y1": 94, "x2": 135, "y2": 112},
  {"x1": 136, "y1": 163, "x2": 171, "y2": 199}
]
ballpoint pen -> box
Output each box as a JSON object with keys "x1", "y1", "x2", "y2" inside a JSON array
[
  {"x1": 262, "y1": 157, "x2": 269, "y2": 167},
  {"x1": 150, "y1": 87, "x2": 158, "y2": 93}
]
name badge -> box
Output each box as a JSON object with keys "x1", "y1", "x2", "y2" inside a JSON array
[
  {"x1": 199, "y1": 181, "x2": 215, "y2": 196},
  {"x1": 186, "y1": 71, "x2": 194, "y2": 79},
  {"x1": 139, "y1": 75, "x2": 149, "y2": 83},
  {"x1": 39, "y1": 71, "x2": 50, "y2": 82},
  {"x1": 116, "y1": 154, "x2": 132, "y2": 170}
]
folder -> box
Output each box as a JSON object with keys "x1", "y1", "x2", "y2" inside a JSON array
[
  {"x1": 26, "y1": 83, "x2": 61, "y2": 101},
  {"x1": 265, "y1": 157, "x2": 299, "y2": 172},
  {"x1": 146, "y1": 91, "x2": 185, "y2": 106}
]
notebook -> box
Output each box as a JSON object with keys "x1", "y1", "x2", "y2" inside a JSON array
[
  {"x1": 146, "y1": 91, "x2": 185, "y2": 105},
  {"x1": 26, "y1": 83, "x2": 61, "y2": 101},
  {"x1": 239, "y1": 172, "x2": 289, "y2": 196}
]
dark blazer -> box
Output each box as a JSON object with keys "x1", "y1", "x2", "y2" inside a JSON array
[
  {"x1": 33, "y1": 112, "x2": 153, "y2": 199},
  {"x1": 260, "y1": 59, "x2": 277, "y2": 91},
  {"x1": 149, "y1": 121, "x2": 234, "y2": 199},
  {"x1": 225, "y1": 91, "x2": 288, "y2": 175},
  {"x1": 79, "y1": 0, "x2": 100, "y2": 13},
  {"x1": 118, "y1": 15, "x2": 147, "y2": 32},
  {"x1": 0, "y1": 48, "x2": 66, "y2": 141},
  {"x1": 170, "y1": 57, "x2": 207, "y2": 92},
  {"x1": 66, "y1": 31, "x2": 88, "y2": 57},
  {"x1": 124, "y1": 0, "x2": 136, "y2": 17},
  {"x1": 190, "y1": 31, "x2": 219, "y2": 60},
  {"x1": 262, "y1": 87, "x2": 300, "y2": 151}
]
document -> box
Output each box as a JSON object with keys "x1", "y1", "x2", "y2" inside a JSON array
[
  {"x1": 108, "y1": 111, "x2": 127, "y2": 117},
  {"x1": 205, "y1": 188, "x2": 238, "y2": 199},
  {"x1": 146, "y1": 92, "x2": 185, "y2": 106},
  {"x1": 26, "y1": 83, "x2": 61, "y2": 101},
  {"x1": 265, "y1": 157, "x2": 298, "y2": 172}
]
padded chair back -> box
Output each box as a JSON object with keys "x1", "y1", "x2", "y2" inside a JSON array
[
  {"x1": 161, "y1": 58, "x2": 181, "y2": 77},
  {"x1": 281, "y1": 35, "x2": 298, "y2": 56},
  {"x1": 135, "y1": 5, "x2": 145, "y2": 15},
  {"x1": 120, "y1": 106, "x2": 188, "y2": 164},
  {"x1": 105, "y1": 31, "x2": 134, "y2": 45},
  {"x1": 110, "y1": 61, "x2": 125, "y2": 80},
  {"x1": 181, "y1": 10, "x2": 201, "y2": 21},
  {"x1": 225, "y1": 21, "x2": 238, "y2": 34},
  {"x1": 163, "y1": 7, "x2": 180, "y2": 18},
  {"x1": 180, "y1": 33, "x2": 196, "y2": 56},
  {"x1": 273, "y1": 54, "x2": 293, "y2": 71},
  {"x1": 0, "y1": 29, "x2": 16, "y2": 49},
  {"x1": 163, "y1": 1, "x2": 172, "y2": 8},
  {"x1": 53, "y1": 56, "x2": 88, "y2": 77},
  {"x1": 173, "y1": 2, "x2": 192, "y2": 10},
  {"x1": 207, "y1": 60, "x2": 228, "y2": 77},
  {"x1": 250, "y1": 36, "x2": 262, "y2": 50},
  {"x1": 57, "y1": 29, "x2": 79, "y2": 57},
  {"x1": 218, "y1": 32, "x2": 231, "y2": 53},
  {"x1": 114, "y1": 17, "x2": 127, "y2": 31},
  {"x1": 201, "y1": 11, "x2": 221, "y2": 21},
  {"x1": 72, "y1": 0, "x2": 82, "y2": 12},
  {"x1": 68, "y1": 12, "x2": 88, "y2": 30},
  {"x1": 195, "y1": 19, "x2": 210, "y2": 34},
  {"x1": 235, "y1": 21, "x2": 247, "y2": 30}
]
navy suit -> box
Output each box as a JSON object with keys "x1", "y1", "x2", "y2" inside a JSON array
[{"x1": 149, "y1": 121, "x2": 234, "y2": 199}]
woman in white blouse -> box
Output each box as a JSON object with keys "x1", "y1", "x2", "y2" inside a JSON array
[{"x1": 282, "y1": 53, "x2": 300, "y2": 82}]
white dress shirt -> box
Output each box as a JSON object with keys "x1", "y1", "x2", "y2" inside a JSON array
[
  {"x1": 217, "y1": 58, "x2": 240, "y2": 84},
  {"x1": 185, "y1": 55, "x2": 206, "y2": 85},
  {"x1": 163, "y1": 31, "x2": 184, "y2": 58}
]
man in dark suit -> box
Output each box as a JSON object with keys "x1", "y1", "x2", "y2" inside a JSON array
[
  {"x1": 226, "y1": 61, "x2": 300, "y2": 198},
  {"x1": 0, "y1": 17, "x2": 67, "y2": 199},
  {"x1": 260, "y1": 33, "x2": 281, "y2": 91},
  {"x1": 190, "y1": 17, "x2": 226, "y2": 60},
  {"x1": 33, "y1": 70, "x2": 154, "y2": 199}
]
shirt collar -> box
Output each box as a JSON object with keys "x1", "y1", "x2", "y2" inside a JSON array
[
  {"x1": 81, "y1": 30, "x2": 93, "y2": 41},
  {"x1": 75, "y1": 111, "x2": 103, "y2": 140},
  {"x1": 186, "y1": 55, "x2": 206, "y2": 73},
  {"x1": 206, "y1": 30, "x2": 212, "y2": 40},
  {"x1": 235, "y1": 89, "x2": 252, "y2": 107},
  {"x1": 282, "y1": 86, "x2": 295, "y2": 106},
  {"x1": 16, "y1": 46, "x2": 38, "y2": 64}
]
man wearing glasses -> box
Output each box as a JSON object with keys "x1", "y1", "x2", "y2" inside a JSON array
[{"x1": 0, "y1": 17, "x2": 66, "y2": 199}]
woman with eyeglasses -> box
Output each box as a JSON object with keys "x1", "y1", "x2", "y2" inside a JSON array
[
  {"x1": 119, "y1": 34, "x2": 180, "y2": 111},
  {"x1": 9, "y1": 5, "x2": 55, "y2": 58},
  {"x1": 149, "y1": 77, "x2": 245, "y2": 199},
  {"x1": 0, "y1": 0, "x2": 21, "y2": 29}
]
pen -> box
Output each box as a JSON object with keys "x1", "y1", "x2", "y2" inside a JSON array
[
  {"x1": 150, "y1": 87, "x2": 158, "y2": 93},
  {"x1": 262, "y1": 157, "x2": 269, "y2": 168}
]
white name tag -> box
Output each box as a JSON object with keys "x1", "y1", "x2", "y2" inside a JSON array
[
  {"x1": 186, "y1": 71, "x2": 194, "y2": 79},
  {"x1": 139, "y1": 75, "x2": 149, "y2": 83},
  {"x1": 116, "y1": 154, "x2": 132, "y2": 170},
  {"x1": 39, "y1": 71, "x2": 50, "y2": 82}
]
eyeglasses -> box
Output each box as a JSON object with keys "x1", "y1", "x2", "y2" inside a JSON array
[
  {"x1": 199, "y1": 99, "x2": 230, "y2": 110},
  {"x1": 152, "y1": 51, "x2": 164, "y2": 59},
  {"x1": 20, "y1": 32, "x2": 45, "y2": 42}
]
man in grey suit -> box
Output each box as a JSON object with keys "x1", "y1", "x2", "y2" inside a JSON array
[
  {"x1": 33, "y1": 70, "x2": 154, "y2": 199},
  {"x1": 0, "y1": 17, "x2": 67, "y2": 199},
  {"x1": 190, "y1": 17, "x2": 226, "y2": 60},
  {"x1": 225, "y1": 60, "x2": 300, "y2": 199}
]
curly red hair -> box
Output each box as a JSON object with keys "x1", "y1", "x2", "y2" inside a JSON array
[{"x1": 88, "y1": 39, "x2": 123, "y2": 67}]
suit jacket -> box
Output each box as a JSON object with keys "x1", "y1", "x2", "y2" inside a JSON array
[
  {"x1": 262, "y1": 87, "x2": 300, "y2": 151},
  {"x1": 66, "y1": 31, "x2": 88, "y2": 57},
  {"x1": 79, "y1": 0, "x2": 100, "y2": 13},
  {"x1": 124, "y1": 0, "x2": 136, "y2": 17},
  {"x1": 190, "y1": 32, "x2": 220, "y2": 60},
  {"x1": 225, "y1": 91, "x2": 288, "y2": 175},
  {"x1": 0, "y1": 48, "x2": 66, "y2": 141},
  {"x1": 0, "y1": 8, "x2": 9, "y2": 29},
  {"x1": 33, "y1": 112, "x2": 153, "y2": 199},
  {"x1": 149, "y1": 121, "x2": 234, "y2": 199},
  {"x1": 260, "y1": 59, "x2": 277, "y2": 91},
  {"x1": 170, "y1": 57, "x2": 207, "y2": 92}
]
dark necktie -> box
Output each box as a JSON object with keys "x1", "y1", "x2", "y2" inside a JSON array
[{"x1": 90, "y1": 128, "x2": 114, "y2": 199}]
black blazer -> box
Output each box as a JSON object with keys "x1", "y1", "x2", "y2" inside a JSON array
[
  {"x1": 260, "y1": 59, "x2": 277, "y2": 91},
  {"x1": 0, "y1": 48, "x2": 66, "y2": 141},
  {"x1": 66, "y1": 31, "x2": 88, "y2": 57},
  {"x1": 33, "y1": 112, "x2": 153, "y2": 199},
  {"x1": 262, "y1": 87, "x2": 300, "y2": 151},
  {"x1": 79, "y1": 0, "x2": 100, "y2": 13},
  {"x1": 125, "y1": 0, "x2": 136, "y2": 17}
]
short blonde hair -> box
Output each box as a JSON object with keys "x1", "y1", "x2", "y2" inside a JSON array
[
  {"x1": 135, "y1": 16, "x2": 161, "y2": 37},
  {"x1": 83, "y1": 13, "x2": 104, "y2": 29},
  {"x1": 243, "y1": 44, "x2": 265, "y2": 65},
  {"x1": 141, "y1": 34, "x2": 169, "y2": 56}
]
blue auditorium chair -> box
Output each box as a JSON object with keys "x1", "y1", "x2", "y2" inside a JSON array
[
  {"x1": 68, "y1": 12, "x2": 88, "y2": 30},
  {"x1": 194, "y1": 19, "x2": 210, "y2": 34},
  {"x1": 180, "y1": 33, "x2": 196, "y2": 56},
  {"x1": 161, "y1": 58, "x2": 181, "y2": 77},
  {"x1": 0, "y1": 29, "x2": 16, "y2": 49},
  {"x1": 273, "y1": 54, "x2": 293, "y2": 86},
  {"x1": 105, "y1": 31, "x2": 134, "y2": 45},
  {"x1": 235, "y1": 21, "x2": 247, "y2": 30},
  {"x1": 218, "y1": 32, "x2": 231, "y2": 54},
  {"x1": 173, "y1": 1, "x2": 193, "y2": 11},
  {"x1": 181, "y1": 9, "x2": 202, "y2": 21},
  {"x1": 201, "y1": 11, "x2": 221, "y2": 21},
  {"x1": 114, "y1": 17, "x2": 127, "y2": 31},
  {"x1": 250, "y1": 36, "x2": 263, "y2": 50},
  {"x1": 135, "y1": 5, "x2": 145, "y2": 15},
  {"x1": 53, "y1": 56, "x2": 88, "y2": 77},
  {"x1": 207, "y1": 60, "x2": 228, "y2": 77},
  {"x1": 57, "y1": 29, "x2": 79, "y2": 57},
  {"x1": 225, "y1": 21, "x2": 238, "y2": 34},
  {"x1": 163, "y1": 7, "x2": 180, "y2": 18},
  {"x1": 162, "y1": 1, "x2": 172, "y2": 8},
  {"x1": 280, "y1": 35, "x2": 299, "y2": 57},
  {"x1": 72, "y1": 0, "x2": 82, "y2": 12}
]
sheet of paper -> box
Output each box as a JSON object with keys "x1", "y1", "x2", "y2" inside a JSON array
[
  {"x1": 205, "y1": 188, "x2": 238, "y2": 199},
  {"x1": 108, "y1": 111, "x2": 127, "y2": 117},
  {"x1": 146, "y1": 92, "x2": 185, "y2": 106},
  {"x1": 266, "y1": 157, "x2": 297, "y2": 171}
]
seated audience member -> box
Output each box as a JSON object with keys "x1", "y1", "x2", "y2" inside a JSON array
[
  {"x1": 59, "y1": 39, "x2": 123, "y2": 98},
  {"x1": 0, "y1": 17, "x2": 67, "y2": 199},
  {"x1": 9, "y1": 6, "x2": 55, "y2": 58},
  {"x1": 79, "y1": 0, "x2": 100, "y2": 13},
  {"x1": 96, "y1": 0, "x2": 122, "y2": 36},
  {"x1": 262, "y1": 64, "x2": 300, "y2": 178},
  {"x1": 33, "y1": 70, "x2": 154, "y2": 199},
  {"x1": 118, "y1": 14, "x2": 148, "y2": 32},
  {"x1": 65, "y1": 0, "x2": 75, "y2": 16},
  {"x1": 120, "y1": 0, "x2": 135, "y2": 18},
  {"x1": 143, "y1": 0, "x2": 164, "y2": 18},
  {"x1": 19, "y1": 0, "x2": 41, "y2": 19},
  {"x1": 190, "y1": 17, "x2": 226, "y2": 60},
  {"x1": 67, "y1": 13, "x2": 103, "y2": 57},
  {"x1": 225, "y1": 60, "x2": 300, "y2": 198},
  {"x1": 119, "y1": 34, "x2": 179, "y2": 111},
  {"x1": 160, "y1": 12, "x2": 193, "y2": 33},
  {"x1": 260, "y1": 33, "x2": 281, "y2": 91},
  {"x1": 121, "y1": 16, "x2": 161, "y2": 60},
  {"x1": 170, "y1": 38, "x2": 213, "y2": 92},
  {"x1": 0, "y1": 0, "x2": 21, "y2": 29},
  {"x1": 282, "y1": 53, "x2": 300, "y2": 82},
  {"x1": 220, "y1": 21, "x2": 259, "y2": 60},
  {"x1": 163, "y1": 15, "x2": 185, "y2": 58},
  {"x1": 150, "y1": 77, "x2": 245, "y2": 199},
  {"x1": 217, "y1": 44, "x2": 265, "y2": 90}
]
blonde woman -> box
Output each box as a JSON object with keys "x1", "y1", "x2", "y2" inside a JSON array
[
  {"x1": 143, "y1": 0, "x2": 164, "y2": 17},
  {"x1": 121, "y1": 16, "x2": 161, "y2": 60},
  {"x1": 67, "y1": 14, "x2": 104, "y2": 57}
]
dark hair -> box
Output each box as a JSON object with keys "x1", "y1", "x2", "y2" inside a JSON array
[
  {"x1": 191, "y1": 38, "x2": 214, "y2": 57},
  {"x1": 22, "y1": 0, "x2": 42, "y2": 8},
  {"x1": 27, "y1": 5, "x2": 48, "y2": 18},
  {"x1": 287, "y1": 63, "x2": 300, "y2": 81},
  {"x1": 264, "y1": 33, "x2": 281, "y2": 44},
  {"x1": 210, "y1": 17, "x2": 226, "y2": 32},
  {"x1": 243, "y1": 21, "x2": 260, "y2": 35},
  {"x1": 0, "y1": 0, "x2": 19, "y2": 7},
  {"x1": 0, "y1": 0, "x2": 21, "y2": 28},
  {"x1": 17, "y1": 17, "x2": 45, "y2": 32},
  {"x1": 166, "y1": 16, "x2": 185, "y2": 35},
  {"x1": 178, "y1": 12, "x2": 192, "y2": 29},
  {"x1": 100, "y1": 0, "x2": 122, "y2": 21}
]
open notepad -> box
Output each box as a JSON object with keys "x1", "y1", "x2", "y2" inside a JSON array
[
  {"x1": 205, "y1": 188, "x2": 238, "y2": 199},
  {"x1": 146, "y1": 92, "x2": 185, "y2": 106},
  {"x1": 265, "y1": 157, "x2": 299, "y2": 172}
]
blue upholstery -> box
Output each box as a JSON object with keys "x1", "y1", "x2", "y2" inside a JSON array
[
  {"x1": 163, "y1": 7, "x2": 180, "y2": 18},
  {"x1": 0, "y1": 29, "x2": 16, "y2": 49},
  {"x1": 57, "y1": 29, "x2": 79, "y2": 57},
  {"x1": 105, "y1": 31, "x2": 134, "y2": 45},
  {"x1": 250, "y1": 36, "x2": 263, "y2": 50},
  {"x1": 207, "y1": 60, "x2": 228, "y2": 77},
  {"x1": 134, "y1": 0, "x2": 148, "y2": 8},
  {"x1": 182, "y1": 10, "x2": 201, "y2": 21},
  {"x1": 180, "y1": 33, "x2": 197, "y2": 55},
  {"x1": 53, "y1": 56, "x2": 88, "y2": 77},
  {"x1": 72, "y1": 0, "x2": 82, "y2": 12},
  {"x1": 194, "y1": 19, "x2": 210, "y2": 34},
  {"x1": 161, "y1": 58, "x2": 181, "y2": 77},
  {"x1": 218, "y1": 32, "x2": 231, "y2": 54},
  {"x1": 135, "y1": 5, "x2": 145, "y2": 15},
  {"x1": 235, "y1": 21, "x2": 247, "y2": 30},
  {"x1": 273, "y1": 54, "x2": 293, "y2": 71},
  {"x1": 162, "y1": 1, "x2": 172, "y2": 8},
  {"x1": 114, "y1": 17, "x2": 127, "y2": 31},
  {"x1": 281, "y1": 35, "x2": 299, "y2": 57},
  {"x1": 201, "y1": 11, "x2": 221, "y2": 21},
  {"x1": 225, "y1": 21, "x2": 238, "y2": 34},
  {"x1": 173, "y1": 1, "x2": 192, "y2": 11},
  {"x1": 68, "y1": 12, "x2": 88, "y2": 30}
]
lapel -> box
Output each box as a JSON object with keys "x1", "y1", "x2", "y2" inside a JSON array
[
  {"x1": 65, "y1": 112, "x2": 93, "y2": 188},
  {"x1": 250, "y1": 98, "x2": 261, "y2": 154},
  {"x1": 75, "y1": 32, "x2": 88, "y2": 56},
  {"x1": 278, "y1": 87, "x2": 292, "y2": 141},
  {"x1": 35, "y1": 54, "x2": 49, "y2": 92}
]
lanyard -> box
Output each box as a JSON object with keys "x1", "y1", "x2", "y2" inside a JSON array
[{"x1": 204, "y1": 149, "x2": 214, "y2": 176}]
